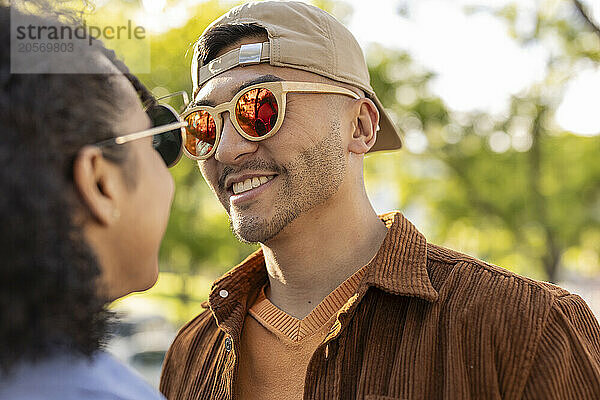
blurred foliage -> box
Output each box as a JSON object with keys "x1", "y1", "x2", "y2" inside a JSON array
[
  {"x1": 364, "y1": 0, "x2": 600, "y2": 283},
  {"x1": 91, "y1": 0, "x2": 600, "y2": 322}
]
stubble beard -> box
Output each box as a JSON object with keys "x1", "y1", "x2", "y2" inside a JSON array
[{"x1": 229, "y1": 120, "x2": 346, "y2": 244}]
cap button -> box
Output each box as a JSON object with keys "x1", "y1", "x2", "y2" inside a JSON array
[{"x1": 219, "y1": 289, "x2": 229, "y2": 298}]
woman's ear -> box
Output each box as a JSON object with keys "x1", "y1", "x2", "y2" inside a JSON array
[
  {"x1": 348, "y1": 97, "x2": 380, "y2": 155},
  {"x1": 72, "y1": 146, "x2": 122, "y2": 226}
]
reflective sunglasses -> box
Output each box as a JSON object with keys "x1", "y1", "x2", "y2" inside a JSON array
[
  {"x1": 95, "y1": 94, "x2": 188, "y2": 168},
  {"x1": 180, "y1": 81, "x2": 360, "y2": 160}
]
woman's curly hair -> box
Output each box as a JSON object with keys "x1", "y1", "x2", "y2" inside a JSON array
[{"x1": 0, "y1": 3, "x2": 156, "y2": 372}]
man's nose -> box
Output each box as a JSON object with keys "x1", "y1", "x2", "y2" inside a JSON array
[{"x1": 214, "y1": 111, "x2": 259, "y2": 164}]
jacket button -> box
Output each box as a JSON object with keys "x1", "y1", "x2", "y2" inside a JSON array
[
  {"x1": 219, "y1": 289, "x2": 229, "y2": 298},
  {"x1": 224, "y1": 337, "x2": 233, "y2": 352}
]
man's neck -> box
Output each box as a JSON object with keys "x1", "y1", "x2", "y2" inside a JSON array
[{"x1": 260, "y1": 196, "x2": 388, "y2": 320}]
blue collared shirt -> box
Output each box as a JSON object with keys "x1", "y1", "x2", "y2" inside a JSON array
[{"x1": 0, "y1": 350, "x2": 165, "y2": 400}]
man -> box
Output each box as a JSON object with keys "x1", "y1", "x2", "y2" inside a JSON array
[{"x1": 160, "y1": 2, "x2": 600, "y2": 399}]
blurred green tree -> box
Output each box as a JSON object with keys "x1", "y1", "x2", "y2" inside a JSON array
[{"x1": 365, "y1": 0, "x2": 600, "y2": 282}]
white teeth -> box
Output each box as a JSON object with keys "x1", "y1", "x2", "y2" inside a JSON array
[{"x1": 232, "y1": 175, "x2": 274, "y2": 195}]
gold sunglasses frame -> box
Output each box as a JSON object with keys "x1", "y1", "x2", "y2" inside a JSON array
[{"x1": 180, "y1": 81, "x2": 360, "y2": 160}]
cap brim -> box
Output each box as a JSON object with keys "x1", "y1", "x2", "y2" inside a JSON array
[{"x1": 369, "y1": 93, "x2": 402, "y2": 153}]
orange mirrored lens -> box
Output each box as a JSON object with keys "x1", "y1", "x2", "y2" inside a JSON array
[
  {"x1": 235, "y1": 88, "x2": 278, "y2": 137},
  {"x1": 184, "y1": 110, "x2": 216, "y2": 157}
]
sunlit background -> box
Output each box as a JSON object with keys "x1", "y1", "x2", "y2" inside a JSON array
[{"x1": 77, "y1": 0, "x2": 600, "y2": 387}]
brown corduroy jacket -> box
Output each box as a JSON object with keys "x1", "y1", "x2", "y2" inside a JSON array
[{"x1": 159, "y1": 212, "x2": 600, "y2": 400}]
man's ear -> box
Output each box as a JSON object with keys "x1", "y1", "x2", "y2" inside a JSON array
[
  {"x1": 348, "y1": 97, "x2": 380, "y2": 155},
  {"x1": 73, "y1": 146, "x2": 122, "y2": 226}
]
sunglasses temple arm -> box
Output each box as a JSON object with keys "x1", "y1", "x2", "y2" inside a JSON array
[
  {"x1": 156, "y1": 91, "x2": 190, "y2": 108},
  {"x1": 94, "y1": 121, "x2": 188, "y2": 147},
  {"x1": 116, "y1": 121, "x2": 188, "y2": 144}
]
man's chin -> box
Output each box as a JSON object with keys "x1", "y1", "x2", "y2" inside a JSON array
[
  {"x1": 229, "y1": 209, "x2": 296, "y2": 244},
  {"x1": 230, "y1": 213, "x2": 269, "y2": 244}
]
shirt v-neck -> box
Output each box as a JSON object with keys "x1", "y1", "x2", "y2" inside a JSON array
[{"x1": 248, "y1": 265, "x2": 368, "y2": 342}]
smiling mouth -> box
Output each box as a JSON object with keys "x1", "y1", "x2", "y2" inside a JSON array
[{"x1": 231, "y1": 175, "x2": 275, "y2": 195}]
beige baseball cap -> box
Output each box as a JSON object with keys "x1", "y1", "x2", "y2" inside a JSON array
[{"x1": 192, "y1": 0, "x2": 402, "y2": 152}]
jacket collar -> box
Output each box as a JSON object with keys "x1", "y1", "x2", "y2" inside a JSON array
[
  {"x1": 207, "y1": 211, "x2": 438, "y2": 336},
  {"x1": 361, "y1": 211, "x2": 438, "y2": 301}
]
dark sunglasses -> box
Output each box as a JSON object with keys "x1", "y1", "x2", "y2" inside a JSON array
[
  {"x1": 95, "y1": 92, "x2": 189, "y2": 168},
  {"x1": 180, "y1": 81, "x2": 360, "y2": 160}
]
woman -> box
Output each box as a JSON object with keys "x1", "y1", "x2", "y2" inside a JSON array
[{"x1": 0, "y1": 5, "x2": 183, "y2": 399}]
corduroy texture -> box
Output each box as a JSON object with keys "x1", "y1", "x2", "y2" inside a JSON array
[
  {"x1": 233, "y1": 268, "x2": 366, "y2": 399},
  {"x1": 160, "y1": 212, "x2": 600, "y2": 400}
]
